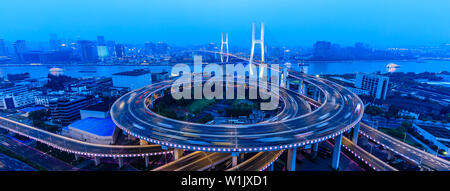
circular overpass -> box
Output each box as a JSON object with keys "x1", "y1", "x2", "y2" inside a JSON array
[{"x1": 110, "y1": 67, "x2": 364, "y2": 153}]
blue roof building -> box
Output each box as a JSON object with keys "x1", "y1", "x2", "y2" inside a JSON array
[{"x1": 63, "y1": 117, "x2": 118, "y2": 144}]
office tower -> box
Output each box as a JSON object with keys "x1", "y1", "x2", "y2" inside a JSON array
[
  {"x1": 49, "y1": 34, "x2": 60, "y2": 51},
  {"x1": 49, "y1": 96, "x2": 90, "y2": 125},
  {"x1": 115, "y1": 44, "x2": 125, "y2": 58},
  {"x1": 144, "y1": 42, "x2": 155, "y2": 56},
  {"x1": 313, "y1": 41, "x2": 332, "y2": 59},
  {"x1": 97, "y1": 36, "x2": 106, "y2": 46},
  {"x1": 355, "y1": 73, "x2": 389, "y2": 100},
  {"x1": 13, "y1": 40, "x2": 27, "y2": 62},
  {"x1": 0, "y1": 39, "x2": 7, "y2": 56},
  {"x1": 77, "y1": 40, "x2": 98, "y2": 62},
  {"x1": 96, "y1": 36, "x2": 108, "y2": 60},
  {"x1": 155, "y1": 42, "x2": 168, "y2": 54}
]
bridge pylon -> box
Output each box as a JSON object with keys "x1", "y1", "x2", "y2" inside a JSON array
[
  {"x1": 249, "y1": 22, "x2": 264, "y2": 65},
  {"x1": 220, "y1": 33, "x2": 229, "y2": 63}
]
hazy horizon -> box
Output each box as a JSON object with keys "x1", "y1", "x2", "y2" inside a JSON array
[{"x1": 0, "y1": 0, "x2": 449, "y2": 48}]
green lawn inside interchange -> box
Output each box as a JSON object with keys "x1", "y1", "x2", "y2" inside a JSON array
[{"x1": 186, "y1": 99, "x2": 216, "y2": 114}]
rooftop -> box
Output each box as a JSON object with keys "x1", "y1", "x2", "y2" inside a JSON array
[
  {"x1": 68, "y1": 117, "x2": 116, "y2": 137},
  {"x1": 112, "y1": 69, "x2": 150, "y2": 76},
  {"x1": 82, "y1": 101, "x2": 113, "y2": 112},
  {"x1": 19, "y1": 106, "x2": 47, "y2": 113},
  {"x1": 417, "y1": 125, "x2": 450, "y2": 139}
]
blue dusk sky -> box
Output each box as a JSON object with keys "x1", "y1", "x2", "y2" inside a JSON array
[{"x1": 0, "y1": 0, "x2": 448, "y2": 47}]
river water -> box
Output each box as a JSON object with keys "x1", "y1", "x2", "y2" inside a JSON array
[{"x1": 0, "y1": 60, "x2": 449, "y2": 79}]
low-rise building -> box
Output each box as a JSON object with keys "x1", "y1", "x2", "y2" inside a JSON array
[
  {"x1": 49, "y1": 96, "x2": 91, "y2": 125},
  {"x1": 355, "y1": 73, "x2": 389, "y2": 100},
  {"x1": 0, "y1": 85, "x2": 40, "y2": 110},
  {"x1": 112, "y1": 69, "x2": 152, "y2": 91},
  {"x1": 62, "y1": 117, "x2": 118, "y2": 145}
]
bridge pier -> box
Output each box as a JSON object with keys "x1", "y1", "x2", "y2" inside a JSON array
[
  {"x1": 352, "y1": 122, "x2": 361, "y2": 144},
  {"x1": 145, "y1": 156, "x2": 149, "y2": 168},
  {"x1": 118, "y1": 157, "x2": 124, "y2": 168},
  {"x1": 287, "y1": 148, "x2": 297, "y2": 171},
  {"x1": 140, "y1": 139, "x2": 148, "y2": 145},
  {"x1": 313, "y1": 88, "x2": 321, "y2": 103},
  {"x1": 232, "y1": 152, "x2": 239, "y2": 167},
  {"x1": 74, "y1": 154, "x2": 79, "y2": 161},
  {"x1": 312, "y1": 143, "x2": 319, "y2": 159},
  {"x1": 268, "y1": 164, "x2": 274, "y2": 171},
  {"x1": 94, "y1": 157, "x2": 101, "y2": 166},
  {"x1": 298, "y1": 80, "x2": 304, "y2": 95},
  {"x1": 387, "y1": 150, "x2": 395, "y2": 161},
  {"x1": 173, "y1": 149, "x2": 184, "y2": 160},
  {"x1": 240, "y1": 153, "x2": 245, "y2": 163},
  {"x1": 331, "y1": 134, "x2": 343, "y2": 170},
  {"x1": 286, "y1": 79, "x2": 290, "y2": 90},
  {"x1": 149, "y1": 97, "x2": 154, "y2": 109}
]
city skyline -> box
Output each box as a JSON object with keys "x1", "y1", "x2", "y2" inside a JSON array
[{"x1": 0, "y1": 0, "x2": 449, "y2": 48}]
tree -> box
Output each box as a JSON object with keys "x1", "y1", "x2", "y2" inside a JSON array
[{"x1": 28, "y1": 110, "x2": 49, "y2": 121}]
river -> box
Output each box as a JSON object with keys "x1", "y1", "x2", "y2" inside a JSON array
[{"x1": 0, "y1": 60, "x2": 449, "y2": 79}]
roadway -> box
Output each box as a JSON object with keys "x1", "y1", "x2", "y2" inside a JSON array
[
  {"x1": 360, "y1": 123, "x2": 450, "y2": 171},
  {"x1": 341, "y1": 136, "x2": 397, "y2": 171},
  {"x1": 0, "y1": 117, "x2": 171, "y2": 158},
  {"x1": 110, "y1": 71, "x2": 364, "y2": 153}
]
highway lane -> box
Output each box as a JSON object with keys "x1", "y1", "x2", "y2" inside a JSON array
[
  {"x1": 360, "y1": 123, "x2": 450, "y2": 171},
  {"x1": 226, "y1": 150, "x2": 284, "y2": 171},
  {"x1": 151, "y1": 90, "x2": 312, "y2": 171},
  {"x1": 111, "y1": 71, "x2": 364, "y2": 152},
  {"x1": 152, "y1": 151, "x2": 231, "y2": 171}
]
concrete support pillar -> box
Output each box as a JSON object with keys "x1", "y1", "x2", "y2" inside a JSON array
[
  {"x1": 140, "y1": 139, "x2": 148, "y2": 145},
  {"x1": 94, "y1": 157, "x2": 101, "y2": 166},
  {"x1": 286, "y1": 79, "x2": 290, "y2": 90},
  {"x1": 149, "y1": 97, "x2": 154, "y2": 109},
  {"x1": 268, "y1": 164, "x2": 274, "y2": 171},
  {"x1": 161, "y1": 91, "x2": 164, "y2": 97},
  {"x1": 352, "y1": 122, "x2": 361, "y2": 144},
  {"x1": 298, "y1": 80, "x2": 303, "y2": 95},
  {"x1": 239, "y1": 153, "x2": 245, "y2": 163},
  {"x1": 313, "y1": 87, "x2": 318, "y2": 101},
  {"x1": 118, "y1": 157, "x2": 124, "y2": 168},
  {"x1": 74, "y1": 154, "x2": 79, "y2": 161},
  {"x1": 312, "y1": 143, "x2": 319, "y2": 159},
  {"x1": 145, "y1": 156, "x2": 149, "y2": 168},
  {"x1": 232, "y1": 152, "x2": 239, "y2": 167},
  {"x1": 173, "y1": 149, "x2": 183, "y2": 160},
  {"x1": 387, "y1": 150, "x2": 395, "y2": 161},
  {"x1": 287, "y1": 148, "x2": 297, "y2": 171},
  {"x1": 331, "y1": 134, "x2": 343, "y2": 170}
]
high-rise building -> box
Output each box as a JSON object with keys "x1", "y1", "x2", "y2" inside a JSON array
[
  {"x1": 355, "y1": 73, "x2": 389, "y2": 100},
  {"x1": 0, "y1": 39, "x2": 7, "y2": 56},
  {"x1": 112, "y1": 69, "x2": 152, "y2": 90},
  {"x1": 49, "y1": 34, "x2": 60, "y2": 51},
  {"x1": 49, "y1": 96, "x2": 90, "y2": 125},
  {"x1": 77, "y1": 40, "x2": 98, "y2": 62},
  {"x1": 155, "y1": 42, "x2": 168, "y2": 54},
  {"x1": 0, "y1": 85, "x2": 39, "y2": 110},
  {"x1": 313, "y1": 41, "x2": 332, "y2": 59},
  {"x1": 144, "y1": 42, "x2": 155, "y2": 56},
  {"x1": 13, "y1": 40, "x2": 27, "y2": 62},
  {"x1": 97, "y1": 36, "x2": 106, "y2": 46},
  {"x1": 106, "y1": 40, "x2": 116, "y2": 57},
  {"x1": 96, "y1": 36, "x2": 108, "y2": 60},
  {"x1": 115, "y1": 44, "x2": 125, "y2": 58}
]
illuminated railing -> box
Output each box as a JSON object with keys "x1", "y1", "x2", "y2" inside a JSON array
[{"x1": 0, "y1": 117, "x2": 172, "y2": 158}]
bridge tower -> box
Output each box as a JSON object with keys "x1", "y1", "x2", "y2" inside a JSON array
[
  {"x1": 220, "y1": 33, "x2": 229, "y2": 63},
  {"x1": 249, "y1": 22, "x2": 264, "y2": 65}
]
